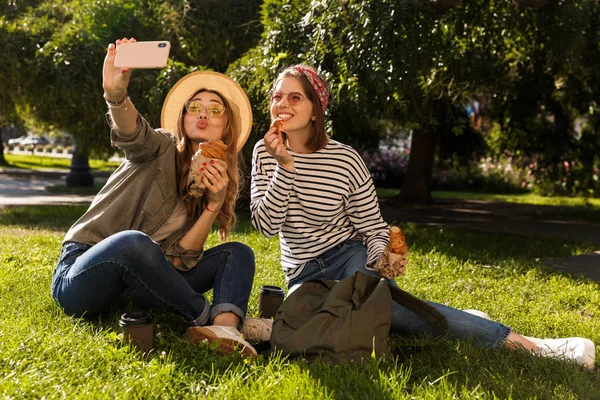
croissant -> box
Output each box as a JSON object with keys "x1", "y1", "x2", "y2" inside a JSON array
[
  {"x1": 389, "y1": 226, "x2": 409, "y2": 255},
  {"x1": 188, "y1": 140, "x2": 228, "y2": 198},
  {"x1": 373, "y1": 226, "x2": 409, "y2": 279},
  {"x1": 270, "y1": 118, "x2": 284, "y2": 135},
  {"x1": 198, "y1": 140, "x2": 228, "y2": 161}
]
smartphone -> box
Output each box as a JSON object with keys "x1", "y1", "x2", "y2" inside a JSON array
[{"x1": 114, "y1": 41, "x2": 171, "y2": 69}]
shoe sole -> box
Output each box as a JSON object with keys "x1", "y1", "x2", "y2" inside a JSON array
[{"x1": 186, "y1": 327, "x2": 257, "y2": 358}]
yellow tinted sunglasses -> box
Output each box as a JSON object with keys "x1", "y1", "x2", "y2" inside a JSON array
[{"x1": 184, "y1": 101, "x2": 226, "y2": 118}]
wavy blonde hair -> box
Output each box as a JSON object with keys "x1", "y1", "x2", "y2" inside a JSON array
[{"x1": 174, "y1": 89, "x2": 240, "y2": 241}]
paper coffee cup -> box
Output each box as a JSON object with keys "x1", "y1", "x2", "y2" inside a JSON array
[
  {"x1": 119, "y1": 311, "x2": 153, "y2": 354},
  {"x1": 258, "y1": 285, "x2": 285, "y2": 319}
]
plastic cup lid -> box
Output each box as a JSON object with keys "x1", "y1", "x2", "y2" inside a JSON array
[
  {"x1": 119, "y1": 311, "x2": 153, "y2": 327},
  {"x1": 260, "y1": 285, "x2": 285, "y2": 296}
]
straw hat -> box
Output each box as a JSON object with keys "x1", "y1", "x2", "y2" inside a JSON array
[{"x1": 161, "y1": 71, "x2": 252, "y2": 151}]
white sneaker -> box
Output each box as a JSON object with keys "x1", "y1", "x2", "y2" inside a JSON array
[
  {"x1": 463, "y1": 309, "x2": 492, "y2": 320},
  {"x1": 186, "y1": 325, "x2": 257, "y2": 357},
  {"x1": 242, "y1": 318, "x2": 273, "y2": 342},
  {"x1": 535, "y1": 337, "x2": 596, "y2": 370}
]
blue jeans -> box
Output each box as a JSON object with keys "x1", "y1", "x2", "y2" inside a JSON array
[
  {"x1": 288, "y1": 240, "x2": 511, "y2": 348},
  {"x1": 51, "y1": 230, "x2": 255, "y2": 327}
]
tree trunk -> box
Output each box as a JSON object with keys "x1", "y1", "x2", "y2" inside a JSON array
[
  {"x1": 396, "y1": 128, "x2": 436, "y2": 205},
  {"x1": 396, "y1": 100, "x2": 446, "y2": 205},
  {"x1": 0, "y1": 143, "x2": 8, "y2": 166}
]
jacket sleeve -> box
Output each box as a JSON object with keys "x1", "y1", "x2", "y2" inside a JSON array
[
  {"x1": 110, "y1": 115, "x2": 175, "y2": 164},
  {"x1": 160, "y1": 225, "x2": 204, "y2": 271},
  {"x1": 345, "y1": 157, "x2": 389, "y2": 267},
  {"x1": 250, "y1": 141, "x2": 296, "y2": 238}
]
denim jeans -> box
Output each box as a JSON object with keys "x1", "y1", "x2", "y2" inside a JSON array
[
  {"x1": 51, "y1": 230, "x2": 255, "y2": 327},
  {"x1": 288, "y1": 239, "x2": 512, "y2": 348}
]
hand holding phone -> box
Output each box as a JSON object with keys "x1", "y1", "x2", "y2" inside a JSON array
[{"x1": 114, "y1": 41, "x2": 171, "y2": 69}]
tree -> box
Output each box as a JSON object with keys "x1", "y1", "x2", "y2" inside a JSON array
[
  {"x1": 231, "y1": 0, "x2": 520, "y2": 203},
  {"x1": 232, "y1": 0, "x2": 599, "y2": 202},
  {"x1": 488, "y1": 0, "x2": 600, "y2": 196},
  {"x1": 2, "y1": 0, "x2": 262, "y2": 184}
]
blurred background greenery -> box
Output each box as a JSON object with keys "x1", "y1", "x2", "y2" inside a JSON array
[{"x1": 1, "y1": 0, "x2": 599, "y2": 202}]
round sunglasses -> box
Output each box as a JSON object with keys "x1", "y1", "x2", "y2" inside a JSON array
[
  {"x1": 184, "y1": 101, "x2": 226, "y2": 118},
  {"x1": 270, "y1": 91, "x2": 307, "y2": 106}
]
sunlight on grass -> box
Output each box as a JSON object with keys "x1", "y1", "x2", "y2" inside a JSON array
[
  {"x1": 0, "y1": 206, "x2": 599, "y2": 398},
  {"x1": 4, "y1": 153, "x2": 122, "y2": 171}
]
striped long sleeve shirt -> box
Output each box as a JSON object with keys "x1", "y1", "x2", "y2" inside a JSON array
[{"x1": 250, "y1": 138, "x2": 390, "y2": 281}]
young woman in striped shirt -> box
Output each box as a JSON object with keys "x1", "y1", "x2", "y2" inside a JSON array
[{"x1": 249, "y1": 64, "x2": 595, "y2": 369}]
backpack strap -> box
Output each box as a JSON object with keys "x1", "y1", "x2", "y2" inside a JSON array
[{"x1": 388, "y1": 284, "x2": 450, "y2": 336}]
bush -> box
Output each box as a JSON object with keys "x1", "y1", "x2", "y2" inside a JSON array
[
  {"x1": 432, "y1": 154, "x2": 529, "y2": 193},
  {"x1": 362, "y1": 147, "x2": 410, "y2": 188}
]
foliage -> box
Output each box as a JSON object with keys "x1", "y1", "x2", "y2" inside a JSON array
[
  {"x1": 362, "y1": 147, "x2": 410, "y2": 189},
  {"x1": 1, "y1": 0, "x2": 262, "y2": 158},
  {"x1": 230, "y1": 0, "x2": 600, "y2": 200},
  {"x1": 432, "y1": 154, "x2": 528, "y2": 193},
  {"x1": 487, "y1": 0, "x2": 600, "y2": 197}
]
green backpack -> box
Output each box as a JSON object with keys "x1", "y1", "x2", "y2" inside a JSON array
[{"x1": 269, "y1": 271, "x2": 449, "y2": 363}]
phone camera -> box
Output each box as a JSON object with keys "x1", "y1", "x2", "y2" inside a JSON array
[{"x1": 158, "y1": 43, "x2": 167, "y2": 48}]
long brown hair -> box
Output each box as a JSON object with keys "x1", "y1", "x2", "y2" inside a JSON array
[
  {"x1": 174, "y1": 89, "x2": 240, "y2": 241},
  {"x1": 272, "y1": 64, "x2": 329, "y2": 152}
]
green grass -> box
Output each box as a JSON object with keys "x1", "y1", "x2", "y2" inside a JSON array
[
  {"x1": 3, "y1": 153, "x2": 122, "y2": 171},
  {"x1": 1, "y1": 206, "x2": 599, "y2": 399}
]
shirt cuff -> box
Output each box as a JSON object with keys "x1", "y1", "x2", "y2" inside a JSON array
[{"x1": 164, "y1": 240, "x2": 204, "y2": 271}]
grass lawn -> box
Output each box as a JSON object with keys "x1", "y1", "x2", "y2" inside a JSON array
[
  {"x1": 1, "y1": 205, "x2": 599, "y2": 399},
  {"x1": 3, "y1": 153, "x2": 122, "y2": 171}
]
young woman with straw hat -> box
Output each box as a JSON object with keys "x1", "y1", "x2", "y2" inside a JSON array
[{"x1": 52, "y1": 38, "x2": 257, "y2": 357}]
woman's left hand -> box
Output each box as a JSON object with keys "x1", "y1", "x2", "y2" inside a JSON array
[{"x1": 201, "y1": 159, "x2": 229, "y2": 210}]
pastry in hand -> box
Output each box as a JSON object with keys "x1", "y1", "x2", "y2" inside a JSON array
[
  {"x1": 374, "y1": 226, "x2": 410, "y2": 279},
  {"x1": 270, "y1": 117, "x2": 284, "y2": 136},
  {"x1": 188, "y1": 140, "x2": 228, "y2": 198},
  {"x1": 198, "y1": 139, "x2": 228, "y2": 161},
  {"x1": 389, "y1": 226, "x2": 409, "y2": 255}
]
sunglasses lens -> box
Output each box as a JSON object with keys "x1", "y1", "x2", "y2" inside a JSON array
[
  {"x1": 271, "y1": 93, "x2": 283, "y2": 103},
  {"x1": 288, "y1": 92, "x2": 304, "y2": 105},
  {"x1": 185, "y1": 101, "x2": 202, "y2": 115},
  {"x1": 207, "y1": 104, "x2": 225, "y2": 117}
]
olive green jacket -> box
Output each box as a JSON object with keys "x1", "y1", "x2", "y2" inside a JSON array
[{"x1": 63, "y1": 116, "x2": 203, "y2": 270}]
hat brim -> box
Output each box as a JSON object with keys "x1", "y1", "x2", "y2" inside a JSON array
[{"x1": 161, "y1": 71, "x2": 252, "y2": 151}]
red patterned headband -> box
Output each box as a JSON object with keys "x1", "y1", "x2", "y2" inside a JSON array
[{"x1": 294, "y1": 66, "x2": 329, "y2": 111}]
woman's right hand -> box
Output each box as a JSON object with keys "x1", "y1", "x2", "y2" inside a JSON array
[
  {"x1": 102, "y1": 38, "x2": 134, "y2": 102},
  {"x1": 264, "y1": 127, "x2": 294, "y2": 171}
]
